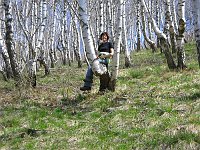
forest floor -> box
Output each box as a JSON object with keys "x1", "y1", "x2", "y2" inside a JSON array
[{"x1": 0, "y1": 42, "x2": 200, "y2": 149}]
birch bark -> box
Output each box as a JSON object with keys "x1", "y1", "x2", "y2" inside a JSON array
[
  {"x1": 141, "y1": 0, "x2": 176, "y2": 69},
  {"x1": 37, "y1": 0, "x2": 50, "y2": 74},
  {"x1": 122, "y1": 0, "x2": 131, "y2": 67},
  {"x1": 77, "y1": 0, "x2": 96, "y2": 63},
  {"x1": 191, "y1": 0, "x2": 200, "y2": 67},
  {"x1": 136, "y1": 0, "x2": 141, "y2": 51},
  {"x1": 141, "y1": 4, "x2": 156, "y2": 52},
  {"x1": 49, "y1": 0, "x2": 56, "y2": 68},
  {"x1": 71, "y1": 1, "x2": 82, "y2": 68},
  {"x1": 4, "y1": 0, "x2": 21, "y2": 82},
  {"x1": 177, "y1": 0, "x2": 186, "y2": 69},
  {"x1": 0, "y1": 30, "x2": 13, "y2": 79},
  {"x1": 109, "y1": 0, "x2": 123, "y2": 91},
  {"x1": 0, "y1": 6, "x2": 13, "y2": 79},
  {"x1": 165, "y1": 0, "x2": 177, "y2": 54}
]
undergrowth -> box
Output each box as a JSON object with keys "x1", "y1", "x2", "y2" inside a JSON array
[{"x1": 0, "y1": 43, "x2": 199, "y2": 149}]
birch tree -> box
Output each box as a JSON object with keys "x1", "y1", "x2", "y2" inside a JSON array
[
  {"x1": 107, "y1": 0, "x2": 114, "y2": 43},
  {"x1": 99, "y1": 0, "x2": 104, "y2": 34},
  {"x1": 61, "y1": 1, "x2": 67, "y2": 65},
  {"x1": 176, "y1": 0, "x2": 186, "y2": 69},
  {"x1": 0, "y1": 31, "x2": 13, "y2": 79},
  {"x1": 136, "y1": 0, "x2": 141, "y2": 51},
  {"x1": 37, "y1": 0, "x2": 50, "y2": 75},
  {"x1": 49, "y1": 0, "x2": 56, "y2": 68},
  {"x1": 165, "y1": 0, "x2": 177, "y2": 54},
  {"x1": 191, "y1": 0, "x2": 200, "y2": 67},
  {"x1": 77, "y1": 0, "x2": 96, "y2": 63},
  {"x1": 4, "y1": 0, "x2": 21, "y2": 82},
  {"x1": 141, "y1": 0, "x2": 176, "y2": 69},
  {"x1": 71, "y1": 0, "x2": 82, "y2": 68},
  {"x1": 0, "y1": 7, "x2": 13, "y2": 79},
  {"x1": 122, "y1": 0, "x2": 132, "y2": 67},
  {"x1": 141, "y1": 3, "x2": 156, "y2": 52},
  {"x1": 155, "y1": 0, "x2": 160, "y2": 49},
  {"x1": 109, "y1": 0, "x2": 123, "y2": 91}
]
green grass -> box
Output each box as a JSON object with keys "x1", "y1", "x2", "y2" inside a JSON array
[{"x1": 0, "y1": 43, "x2": 200, "y2": 149}]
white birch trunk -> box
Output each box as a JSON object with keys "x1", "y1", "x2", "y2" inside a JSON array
[
  {"x1": 67, "y1": 18, "x2": 72, "y2": 67},
  {"x1": 49, "y1": 0, "x2": 56, "y2": 68},
  {"x1": 163, "y1": 0, "x2": 171, "y2": 47},
  {"x1": 165, "y1": 0, "x2": 177, "y2": 54},
  {"x1": 0, "y1": 5, "x2": 12, "y2": 79},
  {"x1": 29, "y1": 0, "x2": 38, "y2": 86},
  {"x1": 0, "y1": 30, "x2": 13, "y2": 79},
  {"x1": 192, "y1": 0, "x2": 200, "y2": 67},
  {"x1": 29, "y1": 0, "x2": 49, "y2": 87},
  {"x1": 122, "y1": 0, "x2": 131, "y2": 67},
  {"x1": 107, "y1": 0, "x2": 114, "y2": 43},
  {"x1": 99, "y1": 0, "x2": 104, "y2": 34},
  {"x1": 155, "y1": 0, "x2": 160, "y2": 48},
  {"x1": 141, "y1": 4, "x2": 156, "y2": 52},
  {"x1": 109, "y1": 0, "x2": 123, "y2": 91},
  {"x1": 61, "y1": 1, "x2": 67, "y2": 65},
  {"x1": 38, "y1": 0, "x2": 49, "y2": 74},
  {"x1": 77, "y1": 0, "x2": 96, "y2": 63},
  {"x1": 177, "y1": 0, "x2": 186, "y2": 69},
  {"x1": 71, "y1": 1, "x2": 82, "y2": 68},
  {"x1": 141, "y1": 0, "x2": 176, "y2": 69},
  {"x1": 136, "y1": 0, "x2": 141, "y2": 51},
  {"x1": 147, "y1": 0, "x2": 152, "y2": 40},
  {"x1": 171, "y1": 0, "x2": 178, "y2": 33},
  {"x1": 4, "y1": 0, "x2": 21, "y2": 82}
]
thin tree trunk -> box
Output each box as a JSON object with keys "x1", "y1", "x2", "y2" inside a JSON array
[
  {"x1": 37, "y1": 0, "x2": 50, "y2": 75},
  {"x1": 165, "y1": 0, "x2": 177, "y2": 54},
  {"x1": 77, "y1": 0, "x2": 96, "y2": 63},
  {"x1": 71, "y1": 1, "x2": 82, "y2": 68},
  {"x1": 177, "y1": 0, "x2": 186, "y2": 69},
  {"x1": 171, "y1": 0, "x2": 178, "y2": 33},
  {"x1": 141, "y1": 4, "x2": 156, "y2": 52},
  {"x1": 0, "y1": 34, "x2": 13, "y2": 79},
  {"x1": 4, "y1": 0, "x2": 21, "y2": 82},
  {"x1": 109, "y1": 0, "x2": 123, "y2": 91},
  {"x1": 61, "y1": 1, "x2": 67, "y2": 65},
  {"x1": 192, "y1": 0, "x2": 200, "y2": 67},
  {"x1": 155, "y1": 0, "x2": 160, "y2": 49},
  {"x1": 122, "y1": 0, "x2": 131, "y2": 67},
  {"x1": 141, "y1": 0, "x2": 176, "y2": 69},
  {"x1": 49, "y1": 0, "x2": 56, "y2": 68},
  {"x1": 136, "y1": 0, "x2": 141, "y2": 52},
  {"x1": 99, "y1": 0, "x2": 104, "y2": 34}
]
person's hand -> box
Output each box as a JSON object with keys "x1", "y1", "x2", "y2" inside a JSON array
[{"x1": 99, "y1": 54, "x2": 106, "y2": 59}]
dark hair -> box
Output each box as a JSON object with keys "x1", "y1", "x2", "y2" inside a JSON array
[{"x1": 100, "y1": 32, "x2": 109, "y2": 40}]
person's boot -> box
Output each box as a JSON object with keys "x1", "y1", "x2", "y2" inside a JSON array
[{"x1": 80, "y1": 86, "x2": 91, "y2": 91}]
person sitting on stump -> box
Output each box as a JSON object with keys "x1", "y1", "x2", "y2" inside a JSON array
[{"x1": 80, "y1": 32, "x2": 114, "y2": 91}]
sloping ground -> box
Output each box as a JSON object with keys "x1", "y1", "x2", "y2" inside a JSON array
[{"x1": 0, "y1": 43, "x2": 200, "y2": 149}]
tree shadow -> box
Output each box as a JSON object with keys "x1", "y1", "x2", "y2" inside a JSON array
[{"x1": 177, "y1": 92, "x2": 200, "y2": 102}]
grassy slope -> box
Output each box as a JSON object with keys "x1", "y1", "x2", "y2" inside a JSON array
[{"x1": 0, "y1": 43, "x2": 200, "y2": 149}]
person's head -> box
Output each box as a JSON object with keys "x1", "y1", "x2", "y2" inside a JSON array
[{"x1": 100, "y1": 32, "x2": 109, "y2": 42}]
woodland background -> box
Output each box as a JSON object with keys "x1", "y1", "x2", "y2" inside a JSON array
[{"x1": 0, "y1": 0, "x2": 200, "y2": 149}]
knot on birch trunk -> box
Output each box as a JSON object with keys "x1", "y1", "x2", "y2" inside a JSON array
[{"x1": 178, "y1": 19, "x2": 185, "y2": 36}]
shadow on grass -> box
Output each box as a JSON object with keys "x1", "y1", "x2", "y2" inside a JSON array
[
  {"x1": 0, "y1": 128, "x2": 48, "y2": 142},
  {"x1": 57, "y1": 94, "x2": 94, "y2": 115},
  {"x1": 177, "y1": 92, "x2": 200, "y2": 102}
]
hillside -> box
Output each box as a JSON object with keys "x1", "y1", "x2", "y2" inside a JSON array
[{"x1": 0, "y1": 43, "x2": 200, "y2": 149}]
